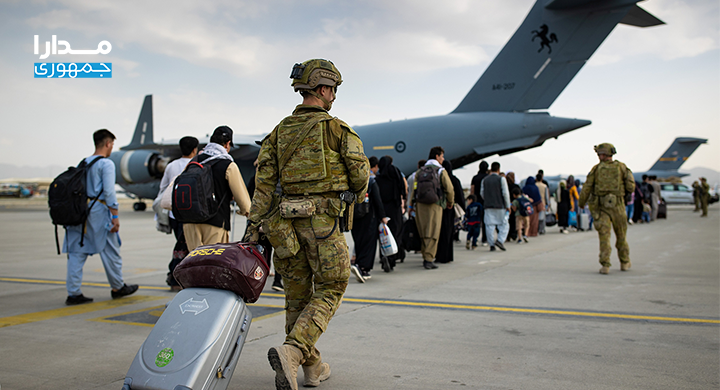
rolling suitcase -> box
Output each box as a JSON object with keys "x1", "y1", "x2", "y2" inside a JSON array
[
  {"x1": 122, "y1": 288, "x2": 252, "y2": 390},
  {"x1": 577, "y1": 211, "x2": 591, "y2": 231},
  {"x1": 657, "y1": 202, "x2": 667, "y2": 219}
]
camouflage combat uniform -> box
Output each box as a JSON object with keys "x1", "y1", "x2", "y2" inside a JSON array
[
  {"x1": 579, "y1": 159, "x2": 635, "y2": 269},
  {"x1": 249, "y1": 104, "x2": 368, "y2": 365},
  {"x1": 700, "y1": 180, "x2": 710, "y2": 217}
]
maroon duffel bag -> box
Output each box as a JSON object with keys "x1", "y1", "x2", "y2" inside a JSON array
[{"x1": 173, "y1": 242, "x2": 269, "y2": 303}]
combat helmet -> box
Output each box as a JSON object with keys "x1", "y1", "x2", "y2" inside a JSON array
[
  {"x1": 290, "y1": 59, "x2": 342, "y2": 92},
  {"x1": 594, "y1": 143, "x2": 617, "y2": 156}
]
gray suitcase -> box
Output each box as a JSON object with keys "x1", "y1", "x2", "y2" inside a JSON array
[
  {"x1": 122, "y1": 288, "x2": 252, "y2": 390},
  {"x1": 577, "y1": 211, "x2": 591, "y2": 231}
]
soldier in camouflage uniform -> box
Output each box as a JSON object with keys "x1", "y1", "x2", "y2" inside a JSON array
[
  {"x1": 578, "y1": 143, "x2": 635, "y2": 275},
  {"x1": 245, "y1": 59, "x2": 369, "y2": 390},
  {"x1": 699, "y1": 177, "x2": 710, "y2": 217}
]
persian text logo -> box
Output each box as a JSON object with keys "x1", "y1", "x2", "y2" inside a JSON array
[{"x1": 33, "y1": 35, "x2": 112, "y2": 78}]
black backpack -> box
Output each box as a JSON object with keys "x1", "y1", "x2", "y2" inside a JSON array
[
  {"x1": 415, "y1": 165, "x2": 442, "y2": 204},
  {"x1": 517, "y1": 196, "x2": 534, "y2": 217},
  {"x1": 49, "y1": 156, "x2": 104, "y2": 254},
  {"x1": 172, "y1": 156, "x2": 226, "y2": 223}
]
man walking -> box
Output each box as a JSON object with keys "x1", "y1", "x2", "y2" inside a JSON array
[
  {"x1": 158, "y1": 136, "x2": 198, "y2": 291},
  {"x1": 181, "y1": 126, "x2": 251, "y2": 251},
  {"x1": 480, "y1": 162, "x2": 510, "y2": 251},
  {"x1": 649, "y1": 175, "x2": 661, "y2": 221},
  {"x1": 245, "y1": 59, "x2": 369, "y2": 390},
  {"x1": 408, "y1": 146, "x2": 454, "y2": 269},
  {"x1": 63, "y1": 129, "x2": 138, "y2": 305},
  {"x1": 578, "y1": 143, "x2": 635, "y2": 274}
]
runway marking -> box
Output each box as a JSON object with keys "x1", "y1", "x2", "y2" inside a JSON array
[
  {"x1": 0, "y1": 295, "x2": 165, "y2": 328},
  {"x1": 3, "y1": 278, "x2": 718, "y2": 325},
  {"x1": 478, "y1": 260, "x2": 501, "y2": 265},
  {"x1": 264, "y1": 293, "x2": 720, "y2": 325},
  {"x1": 0, "y1": 277, "x2": 173, "y2": 291}
]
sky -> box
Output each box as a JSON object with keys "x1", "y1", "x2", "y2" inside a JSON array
[{"x1": 0, "y1": 0, "x2": 718, "y2": 187}]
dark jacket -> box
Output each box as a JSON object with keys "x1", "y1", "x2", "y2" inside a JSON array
[{"x1": 196, "y1": 153, "x2": 233, "y2": 230}]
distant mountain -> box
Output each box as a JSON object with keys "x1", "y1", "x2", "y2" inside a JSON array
[{"x1": 0, "y1": 163, "x2": 66, "y2": 180}]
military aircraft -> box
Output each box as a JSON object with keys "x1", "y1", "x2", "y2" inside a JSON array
[
  {"x1": 109, "y1": 0, "x2": 663, "y2": 210},
  {"x1": 632, "y1": 137, "x2": 708, "y2": 181}
]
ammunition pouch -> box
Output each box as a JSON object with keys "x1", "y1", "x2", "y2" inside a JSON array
[
  {"x1": 280, "y1": 198, "x2": 316, "y2": 219},
  {"x1": 260, "y1": 195, "x2": 300, "y2": 259},
  {"x1": 600, "y1": 193, "x2": 618, "y2": 209}
]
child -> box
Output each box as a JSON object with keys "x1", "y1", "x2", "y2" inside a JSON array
[
  {"x1": 511, "y1": 187, "x2": 531, "y2": 243},
  {"x1": 465, "y1": 194, "x2": 483, "y2": 250},
  {"x1": 642, "y1": 199, "x2": 651, "y2": 223}
]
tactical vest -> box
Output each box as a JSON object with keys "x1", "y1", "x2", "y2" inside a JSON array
[
  {"x1": 594, "y1": 161, "x2": 624, "y2": 196},
  {"x1": 276, "y1": 111, "x2": 350, "y2": 196}
]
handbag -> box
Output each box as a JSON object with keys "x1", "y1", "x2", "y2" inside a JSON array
[
  {"x1": 173, "y1": 242, "x2": 269, "y2": 303},
  {"x1": 568, "y1": 210, "x2": 577, "y2": 227},
  {"x1": 545, "y1": 213, "x2": 557, "y2": 227},
  {"x1": 402, "y1": 218, "x2": 421, "y2": 252},
  {"x1": 378, "y1": 222, "x2": 398, "y2": 256},
  {"x1": 453, "y1": 203, "x2": 465, "y2": 220}
]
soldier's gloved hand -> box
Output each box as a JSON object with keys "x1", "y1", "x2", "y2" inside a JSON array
[{"x1": 243, "y1": 221, "x2": 260, "y2": 243}]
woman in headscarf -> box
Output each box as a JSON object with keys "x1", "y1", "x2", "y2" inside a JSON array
[
  {"x1": 436, "y1": 160, "x2": 464, "y2": 263},
  {"x1": 556, "y1": 180, "x2": 570, "y2": 234},
  {"x1": 375, "y1": 156, "x2": 407, "y2": 267},
  {"x1": 505, "y1": 172, "x2": 520, "y2": 241},
  {"x1": 522, "y1": 176, "x2": 542, "y2": 237},
  {"x1": 567, "y1": 174, "x2": 580, "y2": 215}
]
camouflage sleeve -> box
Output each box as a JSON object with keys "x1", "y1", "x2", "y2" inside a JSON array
[
  {"x1": 340, "y1": 122, "x2": 369, "y2": 202},
  {"x1": 248, "y1": 128, "x2": 279, "y2": 222},
  {"x1": 578, "y1": 165, "x2": 596, "y2": 208},
  {"x1": 622, "y1": 163, "x2": 635, "y2": 195}
]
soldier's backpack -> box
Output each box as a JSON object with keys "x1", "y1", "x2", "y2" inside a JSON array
[
  {"x1": 172, "y1": 156, "x2": 226, "y2": 223},
  {"x1": 516, "y1": 195, "x2": 534, "y2": 217},
  {"x1": 48, "y1": 156, "x2": 104, "y2": 254},
  {"x1": 414, "y1": 165, "x2": 442, "y2": 204}
]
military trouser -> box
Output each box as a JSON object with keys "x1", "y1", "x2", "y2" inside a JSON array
[
  {"x1": 273, "y1": 212, "x2": 350, "y2": 366},
  {"x1": 593, "y1": 203, "x2": 630, "y2": 268},
  {"x1": 701, "y1": 196, "x2": 708, "y2": 216}
]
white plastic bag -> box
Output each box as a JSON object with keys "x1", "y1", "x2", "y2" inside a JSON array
[
  {"x1": 378, "y1": 222, "x2": 398, "y2": 256},
  {"x1": 160, "y1": 174, "x2": 179, "y2": 210}
]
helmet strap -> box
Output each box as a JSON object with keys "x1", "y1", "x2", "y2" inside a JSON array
[{"x1": 307, "y1": 89, "x2": 332, "y2": 111}]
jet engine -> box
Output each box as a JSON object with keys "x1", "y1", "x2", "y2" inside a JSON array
[{"x1": 109, "y1": 150, "x2": 169, "y2": 185}]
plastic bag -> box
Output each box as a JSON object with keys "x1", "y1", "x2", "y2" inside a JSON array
[{"x1": 378, "y1": 222, "x2": 398, "y2": 256}]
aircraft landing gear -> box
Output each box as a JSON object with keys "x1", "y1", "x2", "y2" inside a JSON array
[{"x1": 133, "y1": 202, "x2": 147, "y2": 211}]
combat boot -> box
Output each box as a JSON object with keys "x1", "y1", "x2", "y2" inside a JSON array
[
  {"x1": 621, "y1": 262, "x2": 631, "y2": 271},
  {"x1": 303, "y1": 361, "x2": 331, "y2": 387},
  {"x1": 599, "y1": 266, "x2": 609, "y2": 275},
  {"x1": 268, "y1": 344, "x2": 305, "y2": 390}
]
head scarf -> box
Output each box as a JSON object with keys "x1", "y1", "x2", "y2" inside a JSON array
[
  {"x1": 523, "y1": 176, "x2": 541, "y2": 205},
  {"x1": 557, "y1": 180, "x2": 567, "y2": 202}
]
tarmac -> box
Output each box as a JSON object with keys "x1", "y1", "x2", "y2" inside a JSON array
[{"x1": 0, "y1": 198, "x2": 718, "y2": 390}]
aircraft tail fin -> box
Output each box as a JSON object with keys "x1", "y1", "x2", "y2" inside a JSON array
[
  {"x1": 122, "y1": 95, "x2": 154, "y2": 150},
  {"x1": 453, "y1": 0, "x2": 664, "y2": 113},
  {"x1": 648, "y1": 137, "x2": 707, "y2": 172}
]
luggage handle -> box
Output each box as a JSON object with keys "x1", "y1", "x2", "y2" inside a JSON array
[{"x1": 217, "y1": 313, "x2": 251, "y2": 379}]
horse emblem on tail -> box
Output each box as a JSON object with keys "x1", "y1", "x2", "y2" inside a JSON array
[{"x1": 531, "y1": 24, "x2": 558, "y2": 54}]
